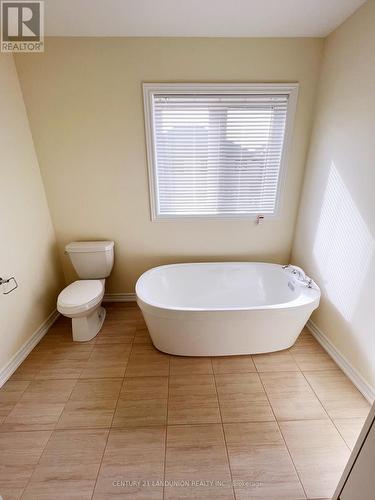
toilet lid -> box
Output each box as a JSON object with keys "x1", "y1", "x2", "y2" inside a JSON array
[{"x1": 58, "y1": 280, "x2": 104, "y2": 308}]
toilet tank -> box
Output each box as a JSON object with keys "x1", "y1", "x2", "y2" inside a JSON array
[{"x1": 65, "y1": 241, "x2": 114, "y2": 279}]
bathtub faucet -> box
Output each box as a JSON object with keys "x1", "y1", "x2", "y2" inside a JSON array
[{"x1": 282, "y1": 265, "x2": 314, "y2": 288}]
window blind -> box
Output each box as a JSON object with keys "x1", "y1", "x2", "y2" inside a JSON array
[{"x1": 148, "y1": 89, "x2": 293, "y2": 218}]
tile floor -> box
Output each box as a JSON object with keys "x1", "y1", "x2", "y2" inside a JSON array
[{"x1": 0, "y1": 302, "x2": 370, "y2": 500}]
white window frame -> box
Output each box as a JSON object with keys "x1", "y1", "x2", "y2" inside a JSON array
[{"x1": 143, "y1": 83, "x2": 299, "y2": 221}]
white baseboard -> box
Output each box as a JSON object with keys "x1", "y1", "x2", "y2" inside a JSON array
[
  {"x1": 307, "y1": 319, "x2": 375, "y2": 404},
  {"x1": 103, "y1": 293, "x2": 137, "y2": 302},
  {"x1": 0, "y1": 309, "x2": 60, "y2": 387}
]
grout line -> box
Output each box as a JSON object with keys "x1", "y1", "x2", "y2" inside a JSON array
[
  {"x1": 287, "y1": 332, "x2": 368, "y2": 448},
  {"x1": 211, "y1": 358, "x2": 237, "y2": 500},
  {"x1": 300, "y1": 370, "x2": 352, "y2": 452},
  {"x1": 257, "y1": 372, "x2": 309, "y2": 500},
  {"x1": 0, "y1": 416, "x2": 353, "y2": 435},
  {"x1": 90, "y1": 313, "x2": 137, "y2": 500},
  {"x1": 52, "y1": 376, "x2": 81, "y2": 429},
  {"x1": 0, "y1": 381, "x2": 33, "y2": 423},
  {"x1": 18, "y1": 379, "x2": 81, "y2": 498},
  {"x1": 19, "y1": 428, "x2": 55, "y2": 498},
  {"x1": 162, "y1": 352, "x2": 171, "y2": 499},
  {"x1": 88, "y1": 427, "x2": 111, "y2": 500},
  {"x1": 252, "y1": 352, "x2": 302, "y2": 375}
]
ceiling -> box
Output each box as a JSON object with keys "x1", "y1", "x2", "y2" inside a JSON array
[{"x1": 44, "y1": 0, "x2": 366, "y2": 38}]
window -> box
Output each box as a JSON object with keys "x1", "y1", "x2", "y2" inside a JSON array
[{"x1": 143, "y1": 83, "x2": 298, "y2": 220}]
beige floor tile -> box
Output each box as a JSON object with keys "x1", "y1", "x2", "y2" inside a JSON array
[
  {"x1": 334, "y1": 417, "x2": 366, "y2": 449},
  {"x1": 69, "y1": 378, "x2": 122, "y2": 401},
  {"x1": 106, "y1": 304, "x2": 144, "y2": 320},
  {"x1": 20, "y1": 379, "x2": 77, "y2": 403},
  {"x1": 168, "y1": 394, "x2": 221, "y2": 425},
  {"x1": 22, "y1": 429, "x2": 108, "y2": 500},
  {"x1": 215, "y1": 373, "x2": 273, "y2": 423},
  {"x1": 96, "y1": 322, "x2": 136, "y2": 344},
  {"x1": 290, "y1": 334, "x2": 324, "y2": 354},
  {"x1": 35, "y1": 343, "x2": 94, "y2": 361},
  {"x1": 212, "y1": 355, "x2": 256, "y2": 374},
  {"x1": 134, "y1": 328, "x2": 153, "y2": 345},
  {"x1": 9, "y1": 352, "x2": 48, "y2": 381},
  {"x1": 130, "y1": 344, "x2": 165, "y2": 355},
  {"x1": 35, "y1": 359, "x2": 86, "y2": 380},
  {"x1": 165, "y1": 486, "x2": 234, "y2": 499},
  {"x1": 165, "y1": 424, "x2": 234, "y2": 499},
  {"x1": 169, "y1": 374, "x2": 217, "y2": 397},
  {"x1": 253, "y1": 351, "x2": 300, "y2": 372},
  {"x1": 0, "y1": 380, "x2": 30, "y2": 397},
  {"x1": 0, "y1": 488, "x2": 24, "y2": 500},
  {"x1": 49, "y1": 345, "x2": 94, "y2": 361},
  {"x1": 168, "y1": 375, "x2": 221, "y2": 424},
  {"x1": 93, "y1": 427, "x2": 165, "y2": 499},
  {"x1": 170, "y1": 356, "x2": 213, "y2": 375},
  {"x1": 0, "y1": 431, "x2": 51, "y2": 489},
  {"x1": 291, "y1": 351, "x2": 338, "y2": 371},
  {"x1": 224, "y1": 422, "x2": 305, "y2": 499},
  {"x1": 120, "y1": 376, "x2": 168, "y2": 400},
  {"x1": 113, "y1": 398, "x2": 167, "y2": 427},
  {"x1": 56, "y1": 399, "x2": 117, "y2": 429},
  {"x1": 88, "y1": 344, "x2": 132, "y2": 361},
  {"x1": 215, "y1": 373, "x2": 268, "y2": 401},
  {"x1": 112, "y1": 318, "x2": 146, "y2": 329},
  {"x1": 304, "y1": 370, "x2": 370, "y2": 418},
  {"x1": 260, "y1": 372, "x2": 328, "y2": 421},
  {"x1": 9, "y1": 363, "x2": 40, "y2": 381},
  {"x1": 0, "y1": 380, "x2": 30, "y2": 418},
  {"x1": 39, "y1": 330, "x2": 81, "y2": 347},
  {"x1": 1, "y1": 401, "x2": 65, "y2": 431},
  {"x1": 219, "y1": 398, "x2": 275, "y2": 424},
  {"x1": 125, "y1": 350, "x2": 170, "y2": 377},
  {"x1": 38, "y1": 428, "x2": 108, "y2": 465},
  {"x1": 22, "y1": 479, "x2": 96, "y2": 499},
  {"x1": 125, "y1": 358, "x2": 170, "y2": 377},
  {"x1": 280, "y1": 419, "x2": 350, "y2": 499},
  {"x1": 117, "y1": 362, "x2": 169, "y2": 426},
  {"x1": 103, "y1": 310, "x2": 145, "y2": 328},
  {"x1": 80, "y1": 358, "x2": 128, "y2": 379},
  {"x1": 234, "y1": 486, "x2": 305, "y2": 500}
]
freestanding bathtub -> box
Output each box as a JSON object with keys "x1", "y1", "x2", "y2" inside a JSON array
[{"x1": 136, "y1": 262, "x2": 320, "y2": 356}]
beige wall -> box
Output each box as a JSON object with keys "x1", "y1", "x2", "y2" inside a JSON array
[
  {"x1": 15, "y1": 37, "x2": 323, "y2": 292},
  {"x1": 292, "y1": 1, "x2": 375, "y2": 388},
  {"x1": 0, "y1": 54, "x2": 64, "y2": 374}
]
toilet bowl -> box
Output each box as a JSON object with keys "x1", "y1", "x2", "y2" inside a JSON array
[
  {"x1": 57, "y1": 241, "x2": 114, "y2": 342},
  {"x1": 57, "y1": 279, "x2": 106, "y2": 341}
]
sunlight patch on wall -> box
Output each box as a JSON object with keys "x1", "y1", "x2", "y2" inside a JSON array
[{"x1": 313, "y1": 163, "x2": 374, "y2": 321}]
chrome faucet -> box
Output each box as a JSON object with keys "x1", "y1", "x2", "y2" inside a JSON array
[{"x1": 282, "y1": 265, "x2": 314, "y2": 288}]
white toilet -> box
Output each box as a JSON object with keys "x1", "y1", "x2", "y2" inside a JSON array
[{"x1": 57, "y1": 241, "x2": 114, "y2": 342}]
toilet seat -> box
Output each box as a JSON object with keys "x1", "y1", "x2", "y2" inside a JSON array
[{"x1": 57, "y1": 280, "x2": 104, "y2": 316}]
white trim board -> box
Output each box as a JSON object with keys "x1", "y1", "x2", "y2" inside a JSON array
[
  {"x1": 0, "y1": 309, "x2": 60, "y2": 388},
  {"x1": 143, "y1": 82, "x2": 299, "y2": 222},
  {"x1": 307, "y1": 319, "x2": 375, "y2": 404},
  {"x1": 103, "y1": 293, "x2": 137, "y2": 302}
]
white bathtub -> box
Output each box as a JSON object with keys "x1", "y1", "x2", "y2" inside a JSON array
[{"x1": 135, "y1": 262, "x2": 320, "y2": 356}]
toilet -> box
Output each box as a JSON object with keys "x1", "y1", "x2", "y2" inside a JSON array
[{"x1": 57, "y1": 241, "x2": 114, "y2": 341}]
